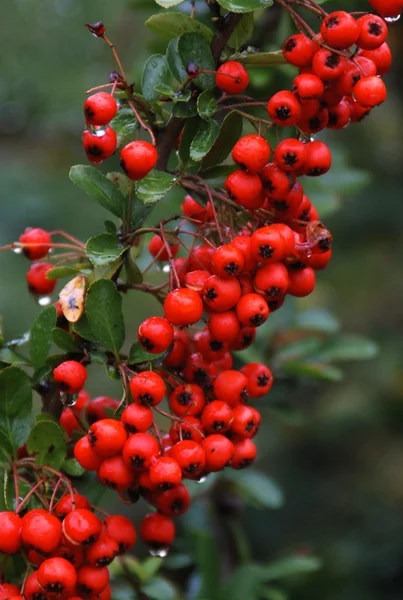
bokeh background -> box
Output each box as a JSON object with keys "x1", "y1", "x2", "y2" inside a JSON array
[{"x1": 1, "y1": 1, "x2": 403, "y2": 598}]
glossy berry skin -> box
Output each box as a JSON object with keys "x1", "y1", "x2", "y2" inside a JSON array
[
  {"x1": 293, "y1": 74, "x2": 324, "y2": 101},
  {"x1": 267, "y1": 91, "x2": 302, "y2": 126},
  {"x1": 208, "y1": 311, "x2": 240, "y2": 345},
  {"x1": 76, "y1": 565, "x2": 110, "y2": 596},
  {"x1": 164, "y1": 288, "x2": 204, "y2": 326},
  {"x1": 121, "y1": 403, "x2": 153, "y2": 433},
  {"x1": 213, "y1": 370, "x2": 249, "y2": 406},
  {"x1": 360, "y1": 43, "x2": 392, "y2": 76},
  {"x1": 52, "y1": 543, "x2": 85, "y2": 568},
  {"x1": 356, "y1": 14, "x2": 388, "y2": 50},
  {"x1": 327, "y1": 100, "x2": 352, "y2": 130},
  {"x1": 129, "y1": 371, "x2": 166, "y2": 407},
  {"x1": 26, "y1": 263, "x2": 56, "y2": 295},
  {"x1": 149, "y1": 456, "x2": 182, "y2": 489},
  {"x1": 231, "y1": 405, "x2": 261, "y2": 439},
  {"x1": 88, "y1": 419, "x2": 127, "y2": 458},
  {"x1": 288, "y1": 267, "x2": 316, "y2": 297},
  {"x1": 202, "y1": 276, "x2": 242, "y2": 312},
  {"x1": 312, "y1": 49, "x2": 347, "y2": 81},
  {"x1": 181, "y1": 195, "x2": 213, "y2": 222},
  {"x1": 120, "y1": 141, "x2": 158, "y2": 181},
  {"x1": 169, "y1": 416, "x2": 204, "y2": 444},
  {"x1": 169, "y1": 383, "x2": 206, "y2": 417},
  {"x1": 368, "y1": 0, "x2": 402, "y2": 18},
  {"x1": 202, "y1": 434, "x2": 235, "y2": 472},
  {"x1": 353, "y1": 76, "x2": 387, "y2": 107},
  {"x1": 163, "y1": 329, "x2": 191, "y2": 368},
  {"x1": 63, "y1": 509, "x2": 102, "y2": 546},
  {"x1": 201, "y1": 400, "x2": 234, "y2": 433},
  {"x1": 84, "y1": 92, "x2": 117, "y2": 126},
  {"x1": 254, "y1": 262, "x2": 289, "y2": 300},
  {"x1": 148, "y1": 234, "x2": 179, "y2": 261},
  {"x1": 320, "y1": 11, "x2": 359, "y2": 49},
  {"x1": 140, "y1": 513, "x2": 176, "y2": 550},
  {"x1": 225, "y1": 170, "x2": 264, "y2": 209},
  {"x1": 138, "y1": 316, "x2": 174, "y2": 354},
  {"x1": 19, "y1": 228, "x2": 51, "y2": 260},
  {"x1": 230, "y1": 438, "x2": 257, "y2": 469},
  {"x1": 21, "y1": 509, "x2": 62, "y2": 554},
  {"x1": 169, "y1": 440, "x2": 206, "y2": 477},
  {"x1": 86, "y1": 534, "x2": 119, "y2": 567},
  {"x1": 282, "y1": 34, "x2": 318, "y2": 67},
  {"x1": 274, "y1": 138, "x2": 307, "y2": 172},
  {"x1": 24, "y1": 573, "x2": 44, "y2": 600},
  {"x1": 0, "y1": 512, "x2": 22, "y2": 554},
  {"x1": 122, "y1": 433, "x2": 160, "y2": 470},
  {"x1": 241, "y1": 363, "x2": 273, "y2": 398},
  {"x1": 250, "y1": 226, "x2": 286, "y2": 264},
  {"x1": 37, "y1": 557, "x2": 77, "y2": 595},
  {"x1": 85, "y1": 396, "x2": 119, "y2": 424},
  {"x1": 104, "y1": 515, "x2": 137, "y2": 554},
  {"x1": 74, "y1": 435, "x2": 103, "y2": 471},
  {"x1": 211, "y1": 244, "x2": 244, "y2": 279},
  {"x1": 97, "y1": 455, "x2": 136, "y2": 491},
  {"x1": 236, "y1": 293, "x2": 269, "y2": 328},
  {"x1": 83, "y1": 127, "x2": 117, "y2": 164},
  {"x1": 232, "y1": 135, "x2": 271, "y2": 173},
  {"x1": 261, "y1": 163, "x2": 294, "y2": 201},
  {"x1": 54, "y1": 493, "x2": 90, "y2": 520},
  {"x1": 153, "y1": 484, "x2": 191, "y2": 516},
  {"x1": 0, "y1": 584, "x2": 20, "y2": 600},
  {"x1": 304, "y1": 141, "x2": 332, "y2": 177},
  {"x1": 216, "y1": 61, "x2": 249, "y2": 94},
  {"x1": 53, "y1": 360, "x2": 87, "y2": 394},
  {"x1": 59, "y1": 408, "x2": 81, "y2": 437}
]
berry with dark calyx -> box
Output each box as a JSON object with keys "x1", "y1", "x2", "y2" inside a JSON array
[
  {"x1": 230, "y1": 405, "x2": 261, "y2": 439},
  {"x1": 282, "y1": 34, "x2": 318, "y2": 67},
  {"x1": 241, "y1": 363, "x2": 273, "y2": 398},
  {"x1": 274, "y1": 138, "x2": 307, "y2": 172},
  {"x1": 356, "y1": 14, "x2": 388, "y2": 50},
  {"x1": 225, "y1": 170, "x2": 264, "y2": 209},
  {"x1": 254, "y1": 262, "x2": 289, "y2": 300},
  {"x1": 88, "y1": 419, "x2": 127, "y2": 457},
  {"x1": 19, "y1": 228, "x2": 51, "y2": 260},
  {"x1": 216, "y1": 61, "x2": 249, "y2": 94},
  {"x1": 164, "y1": 288, "x2": 204, "y2": 326},
  {"x1": 149, "y1": 456, "x2": 182, "y2": 490},
  {"x1": 37, "y1": 557, "x2": 77, "y2": 595},
  {"x1": 202, "y1": 275, "x2": 242, "y2": 312},
  {"x1": 138, "y1": 316, "x2": 174, "y2": 355},
  {"x1": 250, "y1": 225, "x2": 287, "y2": 264},
  {"x1": 153, "y1": 484, "x2": 191, "y2": 516},
  {"x1": 62, "y1": 509, "x2": 102, "y2": 546},
  {"x1": 213, "y1": 370, "x2": 249, "y2": 406},
  {"x1": 169, "y1": 382, "x2": 206, "y2": 417},
  {"x1": 236, "y1": 293, "x2": 269, "y2": 328},
  {"x1": 260, "y1": 163, "x2": 294, "y2": 200},
  {"x1": 84, "y1": 92, "x2": 118, "y2": 126},
  {"x1": 120, "y1": 141, "x2": 158, "y2": 180},
  {"x1": 52, "y1": 543, "x2": 85, "y2": 568},
  {"x1": 86, "y1": 534, "x2": 119, "y2": 567},
  {"x1": 327, "y1": 100, "x2": 352, "y2": 130},
  {"x1": 169, "y1": 416, "x2": 204, "y2": 444},
  {"x1": 304, "y1": 140, "x2": 332, "y2": 177},
  {"x1": 97, "y1": 456, "x2": 136, "y2": 491},
  {"x1": 26, "y1": 263, "x2": 56, "y2": 295},
  {"x1": 0, "y1": 512, "x2": 22, "y2": 554},
  {"x1": 201, "y1": 400, "x2": 234, "y2": 433},
  {"x1": 320, "y1": 11, "x2": 359, "y2": 50},
  {"x1": 169, "y1": 440, "x2": 206, "y2": 477},
  {"x1": 267, "y1": 91, "x2": 302, "y2": 126},
  {"x1": 208, "y1": 311, "x2": 241, "y2": 345},
  {"x1": 53, "y1": 360, "x2": 87, "y2": 394},
  {"x1": 83, "y1": 127, "x2": 117, "y2": 164},
  {"x1": 74, "y1": 435, "x2": 103, "y2": 471},
  {"x1": 312, "y1": 49, "x2": 347, "y2": 81},
  {"x1": 121, "y1": 403, "x2": 153, "y2": 433},
  {"x1": 104, "y1": 515, "x2": 137, "y2": 554},
  {"x1": 22, "y1": 509, "x2": 62, "y2": 554},
  {"x1": 122, "y1": 433, "x2": 160, "y2": 470},
  {"x1": 211, "y1": 244, "x2": 245, "y2": 279},
  {"x1": 230, "y1": 438, "x2": 257, "y2": 469},
  {"x1": 76, "y1": 565, "x2": 110, "y2": 596},
  {"x1": 54, "y1": 493, "x2": 90, "y2": 520},
  {"x1": 232, "y1": 134, "x2": 271, "y2": 173},
  {"x1": 129, "y1": 371, "x2": 166, "y2": 407},
  {"x1": 293, "y1": 73, "x2": 324, "y2": 101},
  {"x1": 140, "y1": 513, "x2": 175, "y2": 552}
]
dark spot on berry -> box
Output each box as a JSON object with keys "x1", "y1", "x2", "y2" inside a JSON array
[
  {"x1": 84, "y1": 106, "x2": 95, "y2": 119},
  {"x1": 182, "y1": 430, "x2": 192, "y2": 440},
  {"x1": 250, "y1": 314, "x2": 265, "y2": 326},
  {"x1": 32, "y1": 593, "x2": 46, "y2": 600},
  {"x1": 241, "y1": 334, "x2": 253, "y2": 348},
  {"x1": 299, "y1": 209, "x2": 310, "y2": 222},
  {"x1": 140, "y1": 336, "x2": 154, "y2": 351},
  {"x1": 193, "y1": 368, "x2": 209, "y2": 385},
  {"x1": 276, "y1": 106, "x2": 291, "y2": 121},
  {"x1": 210, "y1": 340, "x2": 223, "y2": 352},
  {"x1": 273, "y1": 200, "x2": 290, "y2": 212},
  {"x1": 124, "y1": 423, "x2": 138, "y2": 434},
  {"x1": 83, "y1": 534, "x2": 97, "y2": 546},
  {"x1": 96, "y1": 556, "x2": 113, "y2": 567},
  {"x1": 308, "y1": 116, "x2": 321, "y2": 131},
  {"x1": 259, "y1": 244, "x2": 274, "y2": 259},
  {"x1": 88, "y1": 431, "x2": 97, "y2": 446},
  {"x1": 185, "y1": 462, "x2": 201, "y2": 474},
  {"x1": 177, "y1": 392, "x2": 192, "y2": 406},
  {"x1": 171, "y1": 499, "x2": 184, "y2": 513},
  {"x1": 352, "y1": 73, "x2": 361, "y2": 86},
  {"x1": 325, "y1": 53, "x2": 341, "y2": 69},
  {"x1": 224, "y1": 261, "x2": 239, "y2": 275},
  {"x1": 87, "y1": 144, "x2": 104, "y2": 157},
  {"x1": 325, "y1": 15, "x2": 339, "y2": 29},
  {"x1": 205, "y1": 287, "x2": 217, "y2": 301},
  {"x1": 245, "y1": 420, "x2": 255, "y2": 433},
  {"x1": 283, "y1": 152, "x2": 297, "y2": 166},
  {"x1": 265, "y1": 286, "x2": 281, "y2": 298},
  {"x1": 369, "y1": 21, "x2": 382, "y2": 36},
  {"x1": 159, "y1": 482, "x2": 174, "y2": 491},
  {"x1": 318, "y1": 236, "x2": 332, "y2": 251},
  {"x1": 213, "y1": 421, "x2": 225, "y2": 431},
  {"x1": 308, "y1": 167, "x2": 325, "y2": 176},
  {"x1": 139, "y1": 393, "x2": 154, "y2": 406},
  {"x1": 239, "y1": 458, "x2": 253, "y2": 468},
  {"x1": 328, "y1": 111, "x2": 338, "y2": 126},
  {"x1": 118, "y1": 542, "x2": 127, "y2": 553},
  {"x1": 45, "y1": 584, "x2": 64, "y2": 594},
  {"x1": 78, "y1": 585, "x2": 93, "y2": 595},
  {"x1": 285, "y1": 38, "x2": 296, "y2": 52},
  {"x1": 131, "y1": 456, "x2": 145, "y2": 468},
  {"x1": 148, "y1": 540, "x2": 169, "y2": 550},
  {"x1": 120, "y1": 158, "x2": 128, "y2": 174},
  {"x1": 257, "y1": 374, "x2": 270, "y2": 387},
  {"x1": 240, "y1": 387, "x2": 249, "y2": 401}
]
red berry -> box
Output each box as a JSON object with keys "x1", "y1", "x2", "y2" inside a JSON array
[
  {"x1": 76, "y1": 565, "x2": 109, "y2": 596},
  {"x1": 0, "y1": 512, "x2": 22, "y2": 554},
  {"x1": 353, "y1": 75, "x2": 387, "y2": 107},
  {"x1": 250, "y1": 225, "x2": 286, "y2": 264},
  {"x1": 274, "y1": 139, "x2": 307, "y2": 173},
  {"x1": 83, "y1": 127, "x2": 117, "y2": 164},
  {"x1": 85, "y1": 534, "x2": 119, "y2": 567},
  {"x1": 360, "y1": 43, "x2": 392, "y2": 76},
  {"x1": 26, "y1": 263, "x2": 56, "y2": 296},
  {"x1": 85, "y1": 396, "x2": 119, "y2": 424},
  {"x1": 288, "y1": 266, "x2": 316, "y2": 297},
  {"x1": 368, "y1": 0, "x2": 402, "y2": 18},
  {"x1": 60, "y1": 408, "x2": 81, "y2": 437},
  {"x1": 327, "y1": 100, "x2": 352, "y2": 130},
  {"x1": 208, "y1": 311, "x2": 241, "y2": 345},
  {"x1": 52, "y1": 543, "x2": 85, "y2": 568},
  {"x1": 138, "y1": 316, "x2": 174, "y2": 354},
  {"x1": 129, "y1": 371, "x2": 166, "y2": 407},
  {"x1": 104, "y1": 515, "x2": 137, "y2": 554},
  {"x1": 148, "y1": 234, "x2": 179, "y2": 261},
  {"x1": 193, "y1": 329, "x2": 228, "y2": 362},
  {"x1": 122, "y1": 433, "x2": 160, "y2": 470},
  {"x1": 181, "y1": 195, "x2": 213, "y2": 222},
  {"x1": 24, "y1": 573, "x2": 45, "y2": 600},
  {"x1": 74, "y1": 435, "x2": 103, "y2": 471},
  {"x1": 225, "y1": 170, "x2": 264, "y2": 209},
  {"x1": 22, "y1": 509, "x2": 62, "y2": 554},
  {"x1": 241, "y1": 363, "x2": 273, "y2": 398},
  {"x1": 202, "y1": 434, "x2": 234, "y2": 471},
  {"x1": 120, "y1": 141, "x2": 158, "y2": 180},
  {"x1": 88, "y1": 418, "x2": 127, "y2": 458},
  {"x1": 282, "y1": 34, "x2": 318, "y2": 67},
  {"x1": 37, "y1": 557, "x2": 77, "y2": 595},
  {"x1": 232, "y1": 134, "x2": 271, "y2": 173},
  {"x1": 216, "y1": 61, "x2": 249, "y2": 94},
  {"x1": 53, "y1": 360, "x2": 87, "y2": 394},
  {"x1": 213, "y1": 370, "x2": 249, "y2": 406},
  {"x1": 164, "y1": 288, "x2": 204, "y2": 326},
  {"x1": 356, "y1": 14, "x2": 388, "y2": 50},
  {"x1": 84, "y1": 92, "x2": 117, "y2": 126},
  {"x1": 267, "y1": 91, "x2": 302, "y2": 126},
  {"x1": 231, "y1": 405, "x2": 261, "y2": 439},
  {"x1": 63, "y1": 509, "x2": 102, "y2": 546},
  {"x1": 121, "y1": 403, "x2": 153, "y2": 433},
  {"x1": 169, "y1": 383, "x2": 206, "y2": 417},
  {"x1": 140, "y1": 513, "x2": 175, "y2": 550},
  {"x1": 230, "y1": 438, "x2": 257, "y2": 469},
  {"x1": 236, "y1": 293, "x2": 269, "y2": 328},
  {"x1": 163, "y1": 329, "x2": 191, "y2": 368},
  {"x1": 211, "y1": 244, "x2": 245, "y2": 279},
  {"x1": 98, "y1": 455, "x2": 136, "y2": 491},
  {"x1": 169, "y1": 416, "x2": 204, "y2": 444},
  {"x1": 312, "y1": 48, "x2": 347, "y2": 81},
  {"x1": 293, "y1": 73, "x2": 324, "y2": 101},
  {"x1": 202, "y1": 275, "x2": 242, "y2": 312},
  {"x1": 169, "y1": 440, "x2": 206, "y2": 477},
  {"x1": 304, "y1": 140, "x2": 332, "y2": 177},
  {"x1": 153, "y1": 484, "x2": 191, "y2": 516},
  {"x1": 54, "y1": 493, "x2": 90, "y2": 520},
  {"x1": 201, "y1": 400, "x2": 234, "y2": 434},
  {"x1": 260, "y1": 163, "x2": 294, "y2": 200},
  {"x1": 149, "y1": 456, "x2": 182, "y2": 489},
  {"x1": 0, "y1": 585, "x2": 20, "y2": 600},
  {"x1": 320, "y1": 11, "x2": 359, "y2": 50},
  {"x1": 19, "y1": 228, "x2": 51, "y2": 260},
  {"x1": 254, "y1": 262, "x2": 289, "y2": 299}
]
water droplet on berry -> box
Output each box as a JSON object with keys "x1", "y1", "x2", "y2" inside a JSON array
[
  {"x1": 196, "y1": 474, "x2": 208, "y2": 484},
  {"x1": 385, "y1": 14, "x2": 400, "y2": 22},
  {"x1": 60, "y1": 391, "x2": 79, "y2": 407},
  {"x1": 149, "y1": 547, "x2": 169, "y2": 558},
  {"x1": 93, "y1": 127, "x2": 107, "y2": 137},
  {"x1": 162, "y1": 264, "x2": 170, "y2": 273},
  {"x1": 13, "y1": 247, "x2": 23, "y2": 254},
  {"x1": 37, "y1": 295, "x2": 52, "y2": 306}
]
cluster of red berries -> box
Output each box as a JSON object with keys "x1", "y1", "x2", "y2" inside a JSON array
[
  {"x1": 16, "y1": 228, "x2": 56, "y2": 298},
  {"x1": 0, "y1": 498, "x2": 136, "y2": 600}
]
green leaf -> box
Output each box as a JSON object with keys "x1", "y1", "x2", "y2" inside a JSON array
[
  {"x1": 128, "y1": 342, "x2": 165, "y2": 365},
  {"x1": 110, "y1": 107, "x2": 138, "y2": 145},
  {"x1": 29, "y1": 306, "x2": 57, "y2": 369},
  {"x1": 255, "y1": 556, "x2": 322, "y2": 581},
  {"x1": 221, "y1": 566, "x2": 262, "y2": 600},
  {"x1": 52, "y1": 328, "x2": 79, "y2": 352},
  {"x1": 0, "y1": 367, "x2": 32, "y2": 456},
  {"x1": 73, "y1": 313, "x2": 99, "y2": 343},
  {"x1": 260, "y1": 586, "x2": 288, "y2": 600},
  {"x1": 146, "y1": 13, "x2": 213, "y2": 41},
  {"x1": 195, "y1": 532, "x2": 221, "y2": 600},
  {"x1": 228, "y1": 13, "x2": 254, "y2": 50},
  {"x1": 46, "y1": 266, "x2": 85, "y2": 280},
  {"x1": 216, "y1": 0, "x2": 273, "y2": 12},
  {"x1": 294, "y1": 309, "x2": 340, "y2": 334},
  {"x1": 86, "y1": 233, "x2": 127, "y2": 267},
  {"x1": 190, "y1": 119, "x2": 220, "y2": 161},
  {"x1": 69, "y1": 165, "x2": 126, "y2": 219},
  {"x1": 177, "y1": 32, "x2": 215, "y2": 90},
  {"x1": 125, "y1": 247, "x2": 143, "y2": 285},
  {"x1": 199, "y1": 165, "x2": 235, "y2": 187},
  {"x1": 62, "y1": 458, "x2": 86, "y2": 477},
  {"x1": 225, "y1": 469, "x2": 284, "y2": 509},
  {"x1": 283, "y1": 360, "x2": 344, "y2": 382},
  {"x1": 172, "y1": 100, "x2": 198, "y2": 117},
  {"x1": 316, "y1": 334, "x2": 378, "y2": 362},
  {"x1": 135, "y1": 171, "x2": 177, "y2": 204},
  {"x1": 141, "y1": 577, "x2": 177, "y2": 600},
  {"x1": 85, "y1": 279, "x2": 125, "y2": 355},
  {"x1": 131, "y1": 196, "x2": 155, "y2": 229},
  {"x1": 155, "y1": 0, "x2": 185, "y2": 6},
  {"x1": 88, "y1": 257, "x2": 125, "y2": 283},
  {"x1": 0, "y1": 347, "x2": 29, "y2": 366},
  {"x1": 104, "y1": 220, "x2": 117, "y2": 234},
  {"x1": 179, "y1": 118, "x2": 200, "y2": 166},
  {"x1": 142, "y1": 54, "x2": 170, "y2": 103},
  {"x1": 239, "y1": 51, "x2": 286, "y2": 66},
  {"x1": 166, "y1": 37, "x2": 187, "y2": 83},
  {"x1": 197, "y1": 90, "x2": 218, "y2": 120},
  {"x1": 27, "y1": 420, "x2": 67, "y2": 470},
  {"x1": 201, "y1": 111, "x2": 243, "y2": 168},
  {"x1": 106, "y1": 172, "x2": 133, "y2": 196},
  {"x1": 275, "y1": 338, "x2": 322, "y2": 362},
  {"x1": 154, "y1": 83, "x2": 175, "y2": 97}
]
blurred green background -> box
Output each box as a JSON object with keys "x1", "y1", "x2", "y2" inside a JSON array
[{"x1": 1, "y1": 1, "x2": 403, "y2": 598}]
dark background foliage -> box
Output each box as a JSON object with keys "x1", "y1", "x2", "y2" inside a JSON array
[{"x1": 1, "y1": 1, "x2": 403, "y2": 598}]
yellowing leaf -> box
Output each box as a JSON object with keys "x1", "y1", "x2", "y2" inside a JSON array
[{"x1": 59, "y1": 276, "x2": 86, "y2": 323}]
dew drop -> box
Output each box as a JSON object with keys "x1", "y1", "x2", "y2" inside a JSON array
[
  {"x1": 37, "y1": 295, "x2": 52, "y2": 306},
  {"x1": 13, "y1": 246, "x2": 23, "y2": 254},
  {"x1": 385, "y1": 14, "x2": 400, "y2": 22},
  {"x1": 162, "y1": 264, "x2": 170, "y2": 273},
  {"x1": 196, "y1": 475, "x2": 208, "y2": 484},
  {"x1": 94, "y1": 126, "x2": 107, "y2": 137},
  {"x1": 60, "y1": 391, "x2": 79, "y2": 407},
  {"x1": 149, "y1": 547, "x2": 169, "y2": 558}
]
